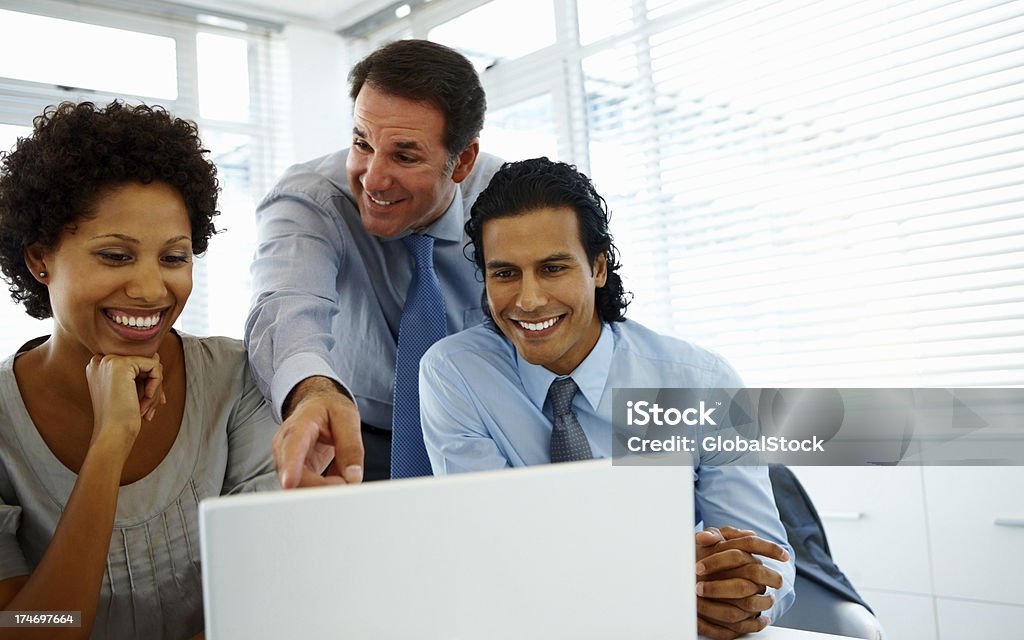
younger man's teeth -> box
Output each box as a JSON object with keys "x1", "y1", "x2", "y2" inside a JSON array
[{"x1": 519, "y1": 318, "x2": 557, "y2": 331}]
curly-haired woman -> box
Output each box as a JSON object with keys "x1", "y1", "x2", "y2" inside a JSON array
[{"x1": 0, "y1": 101, "x2": 277, "y2": 639}]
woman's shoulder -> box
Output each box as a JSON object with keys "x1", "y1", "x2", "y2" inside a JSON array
[
  {"x1": 178, "y1": 334, "x2": 249, "y2": 392},
  {"x1": 0, "y1": 353, "x2": 26, "y2": 439},
  {"x1": 178, "y1": 331, "x2": 245, "y2": 362}
]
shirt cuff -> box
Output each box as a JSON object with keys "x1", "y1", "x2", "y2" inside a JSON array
[
  {"x1": 762, "y1": 556, "x2": 796, "y2": 623},
  {"x1": 270, "y1": 353, "x2": 353, "y2": 423}
]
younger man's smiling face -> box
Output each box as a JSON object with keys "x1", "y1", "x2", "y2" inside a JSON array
[{"x1": 482, "y1": 206, "x2": 607, "y2": 375}]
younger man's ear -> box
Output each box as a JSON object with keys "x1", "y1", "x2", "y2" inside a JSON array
[{"x1": 593, "y1": 253, "x2": 608, "y2": 288}]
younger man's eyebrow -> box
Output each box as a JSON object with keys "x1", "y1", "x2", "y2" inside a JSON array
[
  {"x1": 542, "y1": 253, "x2": 575, "y2": 262},
  {"x1": 486, "y1": 259, "x2": 516, "y2": 270},
  {"x1": 485, "y1": 254, "x2": 577, "y2": 270}
]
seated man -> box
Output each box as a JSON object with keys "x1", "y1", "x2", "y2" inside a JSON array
[{"x1": 419, "y1": 158, "x2": 795, "y2": 640}]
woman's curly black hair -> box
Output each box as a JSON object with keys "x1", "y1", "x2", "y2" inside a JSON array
[
  {"x1": 466, "y1": 157, "x2": 631, "y2": 324},
  {"x1": 0, "y1": 100, "x2": 220, "y2": 319}
]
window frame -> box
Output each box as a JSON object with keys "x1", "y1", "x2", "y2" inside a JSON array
[{"x1": 0, "y1": 0, "x2": 285, "y2": 345}]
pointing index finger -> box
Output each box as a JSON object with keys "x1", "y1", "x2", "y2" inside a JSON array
[{"x1": 273, "y1": 420, "x2": 316, "y2": 489}]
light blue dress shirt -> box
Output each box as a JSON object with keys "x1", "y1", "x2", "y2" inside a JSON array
[
  {"x1": 420, "y1": 319, "x2": 796, "y2": 621},
  {"x1": 245, "y1": 148, "x2": 504, "y2": 427}
]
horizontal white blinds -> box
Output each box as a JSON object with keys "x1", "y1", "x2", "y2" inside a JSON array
[
  {"x1": 0, "y1": 1, "x2": 286, "y2": 349},
  {"x1": 578, "y1": 0, "x2": 1024, "y2": 386},
  {"x1": 363, "y1": 0, "x2": 1024, "y2": 387}
]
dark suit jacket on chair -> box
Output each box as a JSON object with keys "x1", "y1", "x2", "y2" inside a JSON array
[{"x1": 769, "y1": 464, "x2": 872, "y2": 612}]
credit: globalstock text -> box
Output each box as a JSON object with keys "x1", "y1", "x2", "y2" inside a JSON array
[{"x1": 625, "y1": 435, "x2": 826, "y2": 454}]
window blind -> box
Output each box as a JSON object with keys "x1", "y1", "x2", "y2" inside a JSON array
[
  {"x1": 367, "y1": 0, "x2": 1023, "y2": 387},
  {"x1": 626, "y1": 0, "x2": 1024, "y2": 387},
  {"x1": 0, "y1": 0, "x2": 289, "y2": 353}
]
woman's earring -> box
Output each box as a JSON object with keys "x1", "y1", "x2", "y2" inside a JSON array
[{"x1": 38, "y1": 271, "x2": 47, "y2": 278}]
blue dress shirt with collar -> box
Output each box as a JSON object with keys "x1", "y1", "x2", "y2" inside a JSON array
[
  {"x1": 245, "y1": 148, "x2": 504, "y2": 428},
  {"x1": 419, "y1": 319, "x2": 796, "y2": 621}
]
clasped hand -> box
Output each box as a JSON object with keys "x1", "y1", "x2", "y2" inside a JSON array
[{"x1": 694, "y1": 526, "x2": 789, "y2": 640}]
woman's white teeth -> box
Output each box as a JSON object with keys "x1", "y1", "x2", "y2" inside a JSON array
[
  {"x1": 111, "y1": 313, "x2": 160, "y2": 329},
  {"x1": 370, "y1": 196, "x2": 395, "y2": 206},
  {"x1": 519, "y1": 317, "x2": 558, "y2": 331}
]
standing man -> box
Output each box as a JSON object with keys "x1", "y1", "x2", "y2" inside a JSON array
[
  {"x1": 419, "y1": 158, "x2": 795, "y2": 639},
  {"x1": 246, "y1": 39, "x2": 503, "y2": 486}
]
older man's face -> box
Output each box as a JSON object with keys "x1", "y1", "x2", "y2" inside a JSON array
[{"x1": 346, "y1": 84, "x2": 477, "y2": 238}]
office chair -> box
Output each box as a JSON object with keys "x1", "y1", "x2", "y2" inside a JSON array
[{"x1": 768, "y1": 465, "x2": 885, "y2": 640}]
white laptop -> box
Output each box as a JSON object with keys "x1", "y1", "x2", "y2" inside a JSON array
[{"x1": 199, "y1": 460, "x2": 696, "y2": 639}]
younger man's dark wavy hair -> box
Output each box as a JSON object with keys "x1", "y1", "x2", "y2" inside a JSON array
[
  {"x1": 0, "y1": 101, "x2": 220, "y2": 319},
  {"x1": 465, "y1": 157, "x2": 631, "y2": 324}
]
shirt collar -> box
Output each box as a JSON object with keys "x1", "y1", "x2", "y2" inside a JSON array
[
  {"x1": 517, "y1": 322, "x2": 615, "y2": 412},
  {"x1": 404, "y1": 183, "x2": 464, "y2": 243}
]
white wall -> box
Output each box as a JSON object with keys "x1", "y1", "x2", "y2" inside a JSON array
[{"x1": 281, "y1": 23, "x2": 352, "y2": 164}]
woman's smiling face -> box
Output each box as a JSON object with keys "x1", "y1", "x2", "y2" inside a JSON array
[{"x1": 29, "y1": 181, "x2": 193, "y2": 357}]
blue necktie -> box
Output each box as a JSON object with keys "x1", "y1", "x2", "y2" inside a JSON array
[
  {"x1": 548, "y1": 377, "x2": 594, "y2": 463},
  {"x1": 391, "y1": 233, "x2": 446, "y2": 478}
]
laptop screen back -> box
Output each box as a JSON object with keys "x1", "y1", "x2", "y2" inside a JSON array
[{"x1": 200, "y1": 460, "x2": 696, "y2": 639}]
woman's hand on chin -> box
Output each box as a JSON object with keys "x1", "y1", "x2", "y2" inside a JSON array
[{"x1": 85, "y1": 353, "x2": 165, "y2": 458}]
